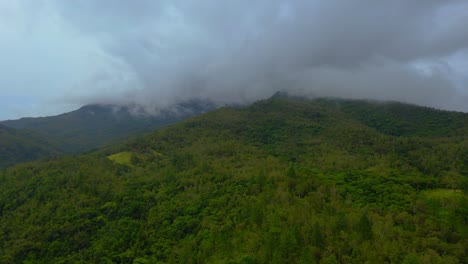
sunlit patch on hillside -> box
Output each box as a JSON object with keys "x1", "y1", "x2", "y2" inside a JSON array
[
  {"x1": 422, "y1": 189, "x2": 465, "y2": 200},
  {"x1": 108, "y1": 151, "x2": 133, "y2": 166}
]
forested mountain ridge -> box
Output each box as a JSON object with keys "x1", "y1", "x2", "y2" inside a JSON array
[
  {"x1": 314, "y1": 98, "x2": 468, "y2": 137},
  {"x1": 0, "y1": 124, "x2": 60, "y2": 169},
  {"x1": 0, "y1": 97, "x2": 466, "y2": 263},
  {"x1": 0, "y1": 99, "x2": 216, "y2": 158}
]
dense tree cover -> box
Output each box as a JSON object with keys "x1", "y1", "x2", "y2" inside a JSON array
[
  {"x1": 1, "y1": 100, "x2": 216, "y2": 155},
  {"x1": 0, "y1": 98, "x2": 467, "y2": 263},
  {"x1": 314, "y1": 98, "x2": 468, "y2": 137},
  {"x1": 0, "y1": 125, "x2": 60, "y2": 169}
]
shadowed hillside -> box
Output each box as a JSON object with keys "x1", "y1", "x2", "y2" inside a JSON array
[
  {"x1": 0, "y1": 124, "x2": 60, "y2": 168},
  {"x1": 0, "y1": 100, "x2": 216, "y2": 168}
]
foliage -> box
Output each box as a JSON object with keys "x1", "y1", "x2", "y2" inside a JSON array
[
  {"x1": 315, "y1": 98, "x2": 468, "y2": 137},
  {"x1": 0, "y1": 97, "x2": 467, "y2": 263},
  {"x1": 1, "y1": 101, "x2": 215, "y2": 155},
  {"x1": 0, "y1": 125, "x2": 60, "y2": 169},
  {"x1": 108, "y1": 152, "x2": 133, "y2": 167}
]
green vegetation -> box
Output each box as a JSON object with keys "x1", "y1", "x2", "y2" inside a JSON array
[
  {"x1": 315, "y1": 98, "x2": 468, "y2": 137},
  {"x1": 423, "y1": 189, "x2": 464, "y2": 200},
  {"x1": 0, "y1": 124, "x2": 60, "y2": 168},
  {"x1": 0, "y1": 97, "x2": 467, "y2": 263},
  {"x1": 1, "y1": 101, "x2": 215, "y2": 155},
  {"x1": 108, "y1": 152, "x2": 133, "y2": 166}
]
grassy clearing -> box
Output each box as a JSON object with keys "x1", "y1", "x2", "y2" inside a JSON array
[
  {"x1": 422, "y1": 189, "x2": 465, "y2": 200},
  {"x1": 108, "y1": 151, "x2": 133, "y2": 166}
]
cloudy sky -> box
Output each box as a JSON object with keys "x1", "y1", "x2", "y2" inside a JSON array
[{"x1": 1, "y1": 0, "x2": 468, "y2": 120}]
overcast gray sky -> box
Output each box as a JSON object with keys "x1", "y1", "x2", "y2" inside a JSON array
[{"x1": 1, "y1": 0, "x2": 468, "y2": 120}]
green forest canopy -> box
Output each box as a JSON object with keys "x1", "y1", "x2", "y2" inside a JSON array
[{"x1": 0, "y1": 97, "x2": 467, "y2": 263}]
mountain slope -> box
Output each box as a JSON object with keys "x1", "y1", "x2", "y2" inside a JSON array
[
  {"x1": 0, "y1": 97, "x2": 466, "y2": 263},
  {"x1": 314, "y1": 98, "x2": 468, "y2": 137},
  {"x1": 1, "y1": 100, "x2": 216, "y2": 154},
  {"x1": 0, "y1": 124, "x2": 59, "y2": 169}
]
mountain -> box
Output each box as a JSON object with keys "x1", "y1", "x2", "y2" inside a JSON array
[
  {"x1": 1, "y1": 100, "x2": 217, "y2": 155},
  {"x1": 314, "y1": 98, "x2": 468, "y2": 137},
  {"x1": 0, "y1": 124, "x2": 59, "y2": 169},
  {"x1": 0, "y1": 97, "x2": 466, "y2": 263}
]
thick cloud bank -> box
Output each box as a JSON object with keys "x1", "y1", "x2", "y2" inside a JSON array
[{"x1": 1, "y1": 0, "x2": 468, "y2": 117}]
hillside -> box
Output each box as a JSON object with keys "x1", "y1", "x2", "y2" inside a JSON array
[
  {"x1": 0, "y1": 124, "x2": 59, "y2": 169},
  {"x1": 0, "y1": 97, "x2": 467, "y2": 263},
  {"x1": 314, "y1": 98, "x2": 468, "y2": 137},
  {"x1": 1, "y1": 100, "x2": 216, "y2": 154}
]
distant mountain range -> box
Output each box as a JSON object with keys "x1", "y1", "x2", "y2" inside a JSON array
[{"x1": 0, "y1": 100, "x2": 217, "y2": 168}]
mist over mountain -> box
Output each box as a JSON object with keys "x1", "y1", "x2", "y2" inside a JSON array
[
  {"x1": 59, "y1": 0, "x2": 468, "y2": 112},
  {"x1": 1, "y1": 99, "x2": 217, "y2": 158},
  {"x1": 1, "y1": 0, "x2": 468, "y2": 119},
  {"x1": 2, "y1": 2, "x2": 468, "y2": 263}
]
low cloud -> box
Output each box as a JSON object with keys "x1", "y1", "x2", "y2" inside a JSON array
[{"x1": 1, "y1": 0, "x2": 468, "y2": 118}]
